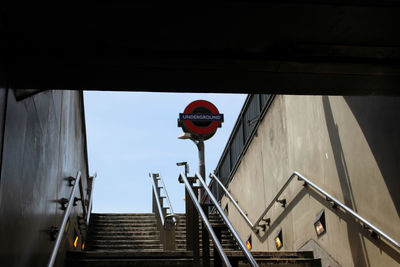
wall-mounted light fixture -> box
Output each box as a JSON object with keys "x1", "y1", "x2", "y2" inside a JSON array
[
  {"x1": 65, "y1": 219, "x2": 70, "y2": 233},
  {"x1": 224, "y1": 203, "x2": 229, "y2": 215},
  {"x1": 73, "y1": 234, "x2": 79, "y2": 248},
  {"x1": 81, "y1": 240, "x2": 85, "y2": 250},
  {"x1": 314, "y1": 209, "x2": 326, "y2": 237},
  {"x1": 274, "y1": 229, "x2": 283, "y2": 250},
  {"x1": 246, "y1": 235, "x2": 252, "y2": 250}
]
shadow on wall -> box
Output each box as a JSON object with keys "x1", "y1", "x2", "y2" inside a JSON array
[
  {"x1": 322, "y1": 96, "x2": 370, "y2": 267},
  {"x1": 344, "y1": 96, "x2": 400, "y2": 217},
  {"x1": 307, "y1": 188, "x2": 400, "y2": 265}
]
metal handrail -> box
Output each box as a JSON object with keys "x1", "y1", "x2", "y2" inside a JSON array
[
  {"x1": 210, "y1": 172, "x2": 254, "y2": 228},
  {"x1": 211, "y1": 171, "x2": 400, "y2": 250},
  {"x1": 48, "y1": 171, "x2": 82, "y2": 267},
  {"x1": 196, "y1": 172, "x2": 258, "y2": 267},
  {"x1": 150, "y1": 172, "x2": 166, "y2": 226},
  {"x1": 179, "y1": 172, "x2": 232, "y2": 267},
  {"x1": 157, "y1": 172, "x2": 177, "y2": 226},
  {"x1": 86, "y1": 173, "x2": 97, "y2": 226},
  {"x1": 149, "y1": 172, "x2": 177, "y2": 228}
]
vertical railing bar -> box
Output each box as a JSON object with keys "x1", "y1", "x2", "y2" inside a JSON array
[
  {"x1": 197, "y1": 173, "x2": 258, "y2": 267},
  {"x1": 157, "y1": 172, "x2": 176, "y2": 219},
  {"x1": 48, "y1": 171, "x2": 82, "y2": 267},
  {"x1": 179, "y1": 172, "x2": 232, "y2": 267},
  {"x1": 210, "y1": 173, "x2": 254, "y2": 228},
  {"x1": 150, "y1": 173, "x2": 165, "y2": 226}
]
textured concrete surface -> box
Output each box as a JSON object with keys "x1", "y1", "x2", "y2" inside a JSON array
[
  {"x1": 0, "y1": 90, "x2": 90, "y2": 267},
  {"x1": 222, "y1": 95, "x2": 400, "y2": 267}
]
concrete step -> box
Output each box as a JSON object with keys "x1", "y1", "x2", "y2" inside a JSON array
[
  {"x1": 86, "y1": 244, "x2": 164, "y2": 250},
  {"x1": 88, "y1": 231, "x2": 160, "y2": 237},
  {"x1": 67, "y1": 251, "x2": 195, "y2": 267},
  {"x1": 91, "y1": 215, "x2": 157, "y2": 219},
  {"x1": 88, "y1": 239, "x2": 162, "y2": 245},
  {"x1": 90, "y1": 222, "x2": 157, "y2": 227},
  {"x1": 89, "y1": 226, "x2": 159, "y2": 232}
]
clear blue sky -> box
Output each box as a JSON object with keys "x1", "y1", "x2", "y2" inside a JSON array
[{"x1": 84, "y1": 91, "x2": 246, "y2": 213}]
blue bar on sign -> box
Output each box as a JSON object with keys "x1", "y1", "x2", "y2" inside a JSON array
[{"x1": 179, "y1": 113, "x2": 224, "y2": 121}]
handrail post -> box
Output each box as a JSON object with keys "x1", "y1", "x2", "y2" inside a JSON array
[
  {"x1": 48, "y1": 171, "x2": 82, "y2": 267},
  {"x1": 197, "y1": 140, "x2": 210, "y2": 267},
  {"x1": 86, "y1": 173, "x2": 97, "y2": 226},
  {"x1": 214, "y1": 226, "x2": 223, "y2": 267},
  {"x1": 201, "y1": 202, "x2": 210, "y2": 267},
  {"x1": 150, "y1": 172, "x2": 176, "y2": 251},
  {"x1": 185, "y1": 176, "x2": 200, "y2": 266},
  {"x1": 180, "y1": 172, "x2": 232, "y2": 267},
  {"x1": 197, "y1": 173, "x2": 259, "y2": 267}
]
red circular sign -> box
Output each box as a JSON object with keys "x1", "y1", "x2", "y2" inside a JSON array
[
  {"x1": 183, "y1": 100, "x2": 221, "y2": 135},
  {"x1": 178, "y1": 100, "x2": 223, "y2": 140}
]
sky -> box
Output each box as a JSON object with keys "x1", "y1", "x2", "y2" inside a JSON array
[{"x1": 84, "y1": 91, "x2": 247, "y2": 214}]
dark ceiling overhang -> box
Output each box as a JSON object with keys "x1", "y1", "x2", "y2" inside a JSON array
[{"x1": 1, "y1": 1, "x2": 400, "y2": 94}]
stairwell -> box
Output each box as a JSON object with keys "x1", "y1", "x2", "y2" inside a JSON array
[{"x1": 67, "y1": 212, "x2": 321, "y2": 266}]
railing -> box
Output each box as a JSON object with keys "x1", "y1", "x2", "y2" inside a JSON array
[
  {"x1": 210, "y1": 171, "x2": 400, "y2": 250},
  {"x1": 48, "y1": 171, "x2": 82, "y2": 267},
  {"x1": 86, "y1": 172, "x2": 97, "y2": 226},
  {"x1": 179, "y1": 172, "x2": 259, "y2": 267},
  {"x1": 149, "y1": 172, "x2": 177, "y2": 250},
  {"x1": 179, "y1": 172, "x2": 232, "y2": 267}
]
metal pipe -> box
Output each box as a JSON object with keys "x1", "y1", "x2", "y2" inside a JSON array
[
  {"x1": 212, "y1": 170, "x2": 400, "y2": 250},
  {"x1": 48, "y1": 171, "x2": 82, "y2": 267},
  {"x1": 150, "y1": 173, "x2": 165, "y2": 226},
  {"x1": 179, "y1": 172, "x2": 232, "y2": 267},
  {"x1": 294, "y1": 172, "x2": 400, "y2": 250},
  {"x1": 197, "y1": 173, "x2": 258, "y2": 267},
  {"x1": 157, "y1": 172, "x2": 177, "y2": 225},
  {"x1": 253, "y1": 173, "x2": 297, "y2": 228},
  {"x1": 86, "y1": 173, "x2": 97, "y2": 226},
  {"x1": 210, "y1": 173, "x2": 254, "y2": 228}
]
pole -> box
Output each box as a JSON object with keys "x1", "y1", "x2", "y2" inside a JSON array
[{"x1": 196, "y1": 139, "x2": 210, "y2": 267}]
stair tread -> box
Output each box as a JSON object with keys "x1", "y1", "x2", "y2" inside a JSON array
[{"x1": 70, "y1": 213, "x2": 320, "y2": 266}]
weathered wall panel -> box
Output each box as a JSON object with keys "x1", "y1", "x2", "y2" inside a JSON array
[
  {"x1": 0, "y1": 90, "x2": 89, "y2": 267},
  {"x1": 222, "y1": 95, "x2": 400, "y2": 267}
]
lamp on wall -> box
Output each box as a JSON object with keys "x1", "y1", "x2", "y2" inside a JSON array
[
  {"x1": 274, "y1": 229, "x2": 283, "y2": 250},
  {"x1": 246, "y1": 235, "x2": 252, "y2": 250},
  {"x1": 314, "y1": 209, "x2": 326, "y2": 237},
  {"x1": 73, "y1": 235, "x2": 79, "y2": 248},
  {"x1": 224, "y1": 203, "x2": 229, "y2": 215}
]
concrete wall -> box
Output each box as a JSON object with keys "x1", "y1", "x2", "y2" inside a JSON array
[
  {"x1": 0, "y1": 90, "x2": 90, "y2": 267},
  {"x1": 221, "y1": 95, "x2": 400, "y2": 267}
]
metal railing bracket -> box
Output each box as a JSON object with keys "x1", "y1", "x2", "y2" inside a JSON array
[
  {"x1": 58, "y1": 198, "x2": 69, "y2": 210},
  {"x1": 276, "y1": 199, "x2": 286, "y2": 208},
  {"x1": 65, "y1": 176, "x2": 76, "y2": 187}
]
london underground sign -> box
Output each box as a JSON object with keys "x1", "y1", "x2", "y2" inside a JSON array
[{"x1": 178, "y1": 100, "x2": 224, "y2": 140}]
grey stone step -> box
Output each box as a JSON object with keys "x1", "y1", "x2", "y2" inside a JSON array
[
  {"x1": 89, "y1": 226, "x2": 158, "y2": 231},
  {"x1": 86, "y1": 244, "x2": 164, "y2": 250},
  {"x1": 91, "y1": 214, "x2": 157, "y2": 218},
  {"x1": 88, "y1": 239, "x2": 162, "y2": 245},
  {"x1": 89, "y1": 220, "x2": 157, "y2": 225},
  {"x1": 238, "y1": 258, "x2": 321, "y2": 267},
  {"x1": 88, "y1": 231, "x2": 160, "y2": 236},
  {"x1": 67, "y1": 258, "x2": 194, "y2": 267},
  {"x1": 90, "y1": 222, "x2": 157, "y2": 226},
  {"x1": 89, "y1": 236, "x2": 161, "y2": 242}
]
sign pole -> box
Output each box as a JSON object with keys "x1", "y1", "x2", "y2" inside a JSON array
[{"x1": 178, "y1": 100, "x2": 223, "y2": 267}]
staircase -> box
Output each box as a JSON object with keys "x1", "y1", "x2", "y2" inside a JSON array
[
  {"x1": 67, "y1": 212, "x2": 321, "y2": 266},
  {"x1": 175, "y1": 213, "x2": 239, "y2": 253}
]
